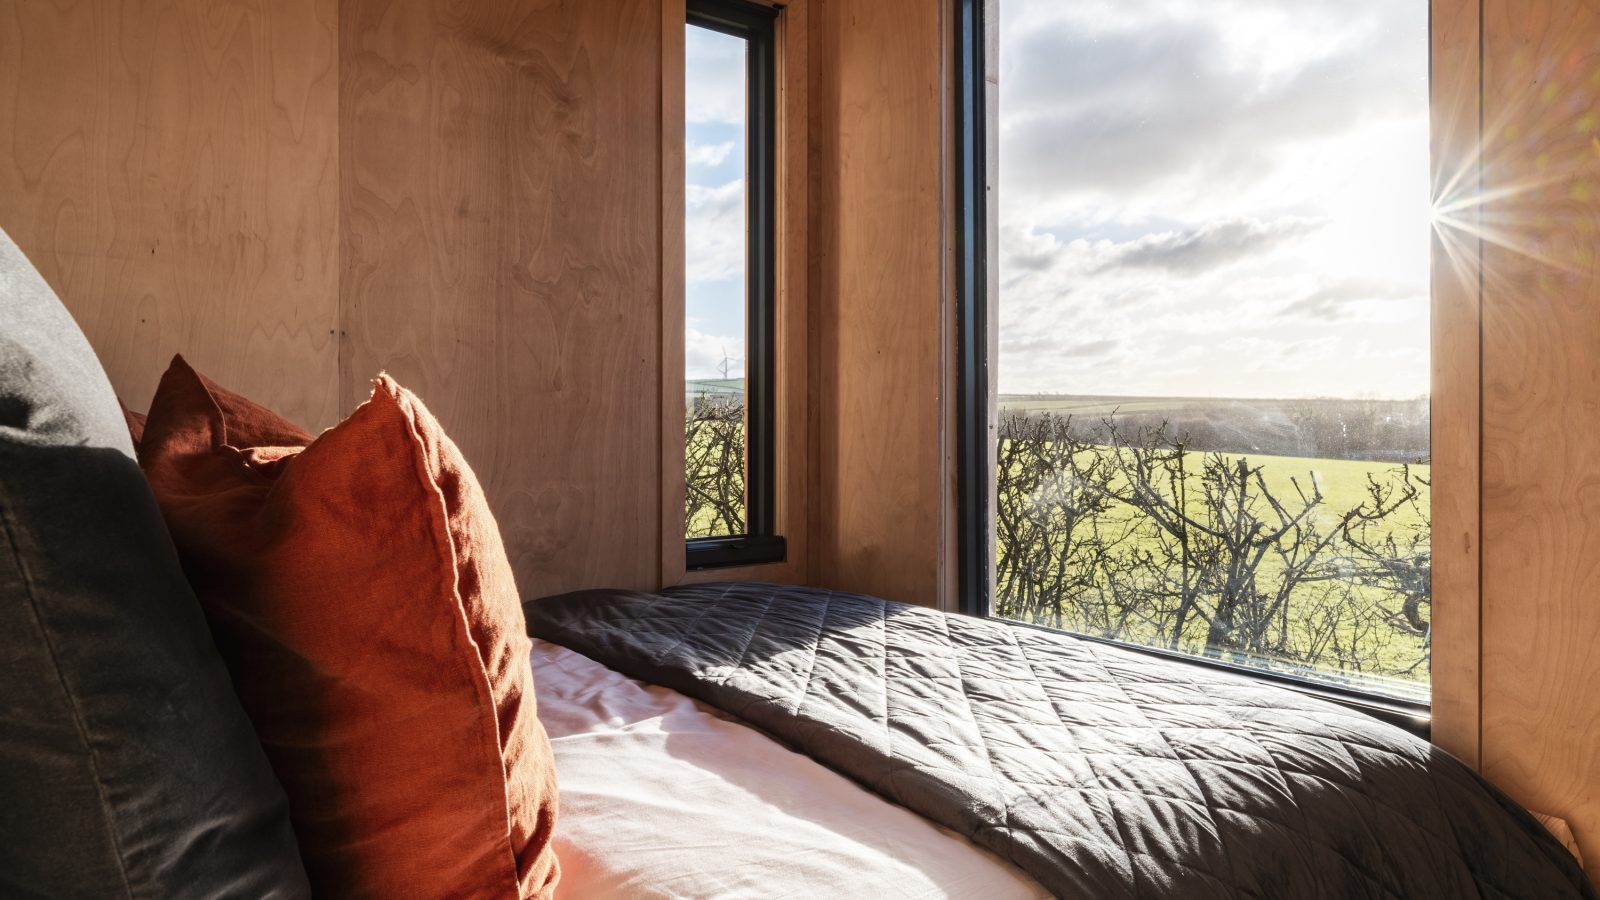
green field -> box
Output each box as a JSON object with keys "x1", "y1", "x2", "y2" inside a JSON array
[
  {"x1": 995, "y1": 437, "x2": 1430, "y2": 701},
  {"x1": 1214, "y1": 451, "x2": 1429, "y2": 532},
  {"x1": 683, "y1": 396, "x2": 1433, "y2": 702}
]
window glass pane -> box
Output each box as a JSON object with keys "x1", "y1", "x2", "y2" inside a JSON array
[
  {"x1": 994, "y1": 1, "x2": 1431, "y2": 701},
  {"x1": 685, "y1": 24, "x2": 748, "y2": 539}
]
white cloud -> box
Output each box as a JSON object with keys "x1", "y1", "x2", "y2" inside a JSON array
[
  {"x1": 1099, "y1": 217, "x2": 1324, "y2": 275},
  {"x1": 686, "y1": 180, "x2": 745, "y2": 284},
  {"x1": 998, "y1": 0, "x2": 1425, "y2": 227},
  {"x1": 688, "y1": 140, "x2": 735, "y2": 167},
  {"x1": 994, "y1": 217, "x2": 1427, "y2": 399},
  {"x1": 686, "y1": 326, "x2": 745, "y2": 380},
  {"x1": 1278, "y1": 278, "x2": 1420, "y2": 322},
  {"x1": 686, "y1": 26, "x2": 745, "y2": 125},
  {"x1": 995, "y1": 0, "x2": 1431, "y2": 400}
]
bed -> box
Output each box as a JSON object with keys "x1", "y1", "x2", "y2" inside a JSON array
[
  {"x1": 530, "y1": 582, "x2": 1595, "y2": 900},
  {"x1": 534, "y1": 639, "x2": 1048, "y2": 898}
]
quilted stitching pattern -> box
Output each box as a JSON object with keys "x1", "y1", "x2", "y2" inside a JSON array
[{"x1": 529, "y1": 583, "x2": 1595, "y2": 900}]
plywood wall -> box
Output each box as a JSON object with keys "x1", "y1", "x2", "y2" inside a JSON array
[
  {"x1": 1478, "y1": 0, "x2": 1600, "y2": 880},
  {"x1": 339, "y1": 0, "x2": 664, "y2": 597},
  {"x1": 0, "y1": 0, "x2": 933, "y2": 608},
  {"x1": 1428, "y1": 0, "x2": 1485, "y2": 773},
  {"x1": 0, "y1": 0, "x2": 341, "y2": 430},
  {"x1": 809, "y1": 0, "x2": 952, "y2": 608},
  {"x1": 0, "y1": 0, "x2": 789, "y2": 601},
  {"x1": 0, "y1": 0, "x2": 1038, "y2": 617}
]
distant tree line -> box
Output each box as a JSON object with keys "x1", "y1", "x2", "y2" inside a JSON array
[{"x1": 1002, "y1": 396, "x2": 1429, "y2": 463}]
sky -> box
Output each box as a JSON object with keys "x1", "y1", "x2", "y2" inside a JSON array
[
  {"x1": 684, "y1": 1, "x2": 1431, "y2": 398},
  {"x1": 997, "y1": 0, "x2": 1431, "y2": 399},
  {"x1": 685, "y1": 25, "x2": 747, "y2": 382}
]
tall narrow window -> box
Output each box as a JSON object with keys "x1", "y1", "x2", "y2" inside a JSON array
[
  {"x1": 959, "y1": 0, "x2": 1432, "y2": 709},
  {"x1": 684, "y1": 0, "x2": 782, "y2": 568}
]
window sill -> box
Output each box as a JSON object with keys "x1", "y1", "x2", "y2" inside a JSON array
[
  {"x1": 997, "y1": 617, "x2": 1431, "y2": 739},
  {"x1": 686, "y1": 534, "x2": 787, "y2": 570}
]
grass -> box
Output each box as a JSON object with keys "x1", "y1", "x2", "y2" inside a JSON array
[
  {"x1": 682, "y1": 404, "x2": 1433, "y2": 702},
  {"x1": 1216, "y1": 451, "x2": 1430, "y2": 534},
  {"x1": 995, "y1": 442, "x2": 1431, "y2": 701}
]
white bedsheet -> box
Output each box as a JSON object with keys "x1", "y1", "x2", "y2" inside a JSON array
[{"x1": 532, "y1": 640, "x2": 1048, "y2": 900}]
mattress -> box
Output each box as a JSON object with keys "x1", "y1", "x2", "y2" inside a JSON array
[{"x1": 531, "y1": 639, "x2": 1048, "y2": 900}]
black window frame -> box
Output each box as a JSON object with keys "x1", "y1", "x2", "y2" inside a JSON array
[
  {"x1": 950, "y1": 0, "x2": 1431, "y2": 737},
  {"x1": 685, "y1": 0, "x2": 785, "y2": 570}
]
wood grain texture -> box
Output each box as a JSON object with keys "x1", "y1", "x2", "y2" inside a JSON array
[
  {"x1": 769, "y1": 0, "x2": 812, "y2": 589},
  {"x1": 935, "y1": 0, "x2": 956, "y2": 613},
  {"x1": 1480, "y1": 0, "x2": 1600, "y2": 878},
  {"x1": 674, "y1": 0, "x2": 812, "y2": 588},
  {"x1": 1429, "y1": 0, "x2": 1484, "y2": 771},
  {"x1": 809, "y1": 0, "x2": 947, "y2": 607},
  {"x1": 660, "y1": 0, "x2": 689, "y2": 585},
  {"x1": 0, "y1": 0, "x2": 340, "y2": 429},
  {"x1": 340, "y1": 0, "x2": 662, "y2": 599}
]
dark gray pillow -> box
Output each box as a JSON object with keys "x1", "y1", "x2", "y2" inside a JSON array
[{"x1": 0, "y1": 230, "x2": 311, "y2": 898}]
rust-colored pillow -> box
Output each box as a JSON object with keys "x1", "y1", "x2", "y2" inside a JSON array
[
  {"x1": 138, "y1": 356, "x2": 559, "y2": 900},
  {"x1": 119, "y1": 399, "x2": 146, "y2": 446}
]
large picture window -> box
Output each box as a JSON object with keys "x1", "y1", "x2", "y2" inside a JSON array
[
  {"x1": 684, "y1": 0, "x2": 782, "y2": 569},
  {"x1": 958, "y1": 0, "x2": 1432, "y2": 710}
]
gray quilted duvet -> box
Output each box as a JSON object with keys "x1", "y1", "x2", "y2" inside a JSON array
[{"x1": 529, "y1": 582, "x2": 1594, "y2": 899}]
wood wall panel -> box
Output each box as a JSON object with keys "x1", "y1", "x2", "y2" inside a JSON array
[
  {"x1": 810, "y1": 0, "x2": 948, "y2": 607},
  {"x1": 340, "y1": 0, "x2": 662, "y2": 600},
  {"x1": 1428, "y1": 0, "x2": 1484, "y2": 771},
  {"x1": 0, "y1": 0, "x2": 341, "y2": 430},
  {"x1": 660, "y1": 0, "x2": 690, "y2": 585},
  {"x1": 2, "y1": 0, "x2": 801, "y2": 603},
  {"x1": 1480, "y1": 0, "x2": 1600, "y2": 879}
]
